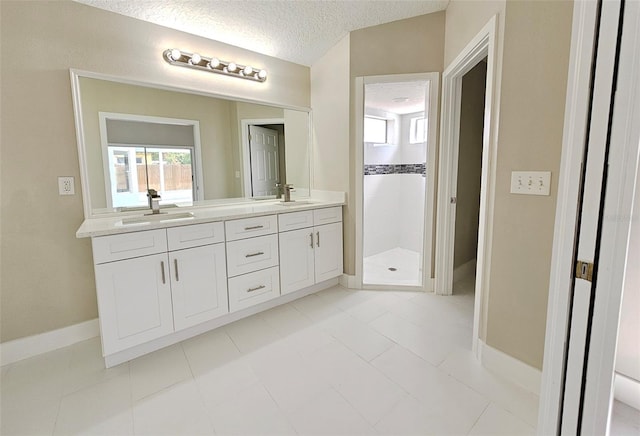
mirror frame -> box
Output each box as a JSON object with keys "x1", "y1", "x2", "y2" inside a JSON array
[{"x1": 70, "y1": 69, "x2": 313, "y2": 219}]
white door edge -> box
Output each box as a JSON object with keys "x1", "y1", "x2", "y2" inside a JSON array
[{"x1": 537, "y1": 1, "x2": 599, "y2": 432}]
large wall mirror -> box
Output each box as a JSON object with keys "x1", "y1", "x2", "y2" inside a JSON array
[{"x1": 71, "y1": 71, "x2": 311, "y2": 218}]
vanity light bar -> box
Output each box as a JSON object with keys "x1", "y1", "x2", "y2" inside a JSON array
[{"x1": 163, "y1": 49, "x2": 267, "y2": 83}]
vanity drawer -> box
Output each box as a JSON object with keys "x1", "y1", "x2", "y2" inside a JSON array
[
  {"x1": 278, "y1": 210, "x2": 313, "y2": 232},
  {"x1": 167, "y1": 222, "x2": 224, "y2": 251},
  {"x1": 92, "y1": 229, "x2": 167, "y2": 264},
  {"x1": 313, "y1": 207, "x2": 343, "y2": 225},
  {"x1": 226, "y1": 234, "x2": 279, "y2": 277},
  {"x1": 225, "y1": 215, "x2": 277, "y2": 241},
  {"x1": 228, "y1": 266, "x2": 280, "y2": 312}
]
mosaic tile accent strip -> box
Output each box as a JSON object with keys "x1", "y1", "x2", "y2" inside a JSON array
[{"x1": 364, "y1": 163, "x2": 426, "y2": 176}]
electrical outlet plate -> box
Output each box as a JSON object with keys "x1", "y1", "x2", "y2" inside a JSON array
[
  {"x1": 58, "y1": 176, "x2": 75, "y2": 195},
  {"x1": 510, "y1": 171, "x2": 551, "y2": 196}
]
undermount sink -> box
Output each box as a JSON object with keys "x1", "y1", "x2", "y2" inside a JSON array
[
  {"x1": 121, "y1": 212, "x2": 195, "y2": 225},
  {"x1": 276, "y1": 200, "x2": 311, "y2": 206}
]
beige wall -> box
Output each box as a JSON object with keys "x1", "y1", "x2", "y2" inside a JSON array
[
  {"x1": 0, "y1": 0, "x2": 309, "y2": 343},
  {"x1": 444, "y1": 0, "x2": 506, "y2": 69},
  {"x1": 344, "y1": 13, "x2": 446, "y2": 275},
  {"x1": 484, "y1": 0, "x2": 573, "y2": 369},
  {"x1": 310, "y1": 34, "x2": 352, "y2": 267},
  {"x1": 454, "y1": 61, "x2": 486, "y2": 269},
  {"x1": 443, "y1": 0, "x2": 573, "y2": 370}
]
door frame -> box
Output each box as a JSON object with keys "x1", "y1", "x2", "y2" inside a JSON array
[
  {"x1": 354, "y1": 72, "x2": 439, "y2": 292},
  {"x1": 435, "y1": 16, "x2": 498, "y2": 357},
  {"x1": 240, "y1": 118, "x2": 285, "y2": 197},
  {"x1": 538, "y1": 0, "x2": 640, "y2": 432}
]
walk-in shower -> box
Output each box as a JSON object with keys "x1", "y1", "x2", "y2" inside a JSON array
[{"x1": 362, "y1": 79, "x2": 430, "y2": 288}]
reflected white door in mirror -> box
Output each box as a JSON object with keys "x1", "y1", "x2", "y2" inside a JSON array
[{"x1": 87, "y1": 203, "x2": 343, "y2": 368}]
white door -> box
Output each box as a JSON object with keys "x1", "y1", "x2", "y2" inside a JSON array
[
  {"x1": 314, "y1": 222, "x2": 344, "y2": 283},
  {"x1": 540, "y1": 0, "x2": 640, "y2": 433},
  {"x1": 94, "y1": 253, "x2": 174, "y2": 354},
  {"x1": 169, "y1": 244, "x2": 229, "y2": 331},
  {"x1": 279, "y1": 228, "x2": 315, "y2": 295},
  {"x1": 249, "y1": 125, "x2": 279, "y2": 196}
]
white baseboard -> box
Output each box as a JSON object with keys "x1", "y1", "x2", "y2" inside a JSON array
[
  {"x1": 340, "y1": 274, "x2": 359, "y2": 289},
  {"x1": 479, "y1": 340, "x2": 542, "y2": 395},
  {"x1": 0, "y1": 319, "x2": 99, "y2": 367},
  {"x1": 453, "y1": 258, "x2": 477, "y2": 283},
  {"x1": 424, "y1": 278, "x2": 435, "y2": 292},
  {"x1": 615, "y1": 372, "x2": 640, "y2": 411}
]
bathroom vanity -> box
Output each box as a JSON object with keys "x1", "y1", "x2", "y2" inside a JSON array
[{"x1": 76, "y1": 196, "x2": 344, "y2": 367}]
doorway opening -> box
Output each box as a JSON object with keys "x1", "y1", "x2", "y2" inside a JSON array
[
  {"x1": 451, "y1": 59, "x2": 487, "y2": 299},
  {"x1": 435, "y1": 16, "x2": 498, "y2": 355},
  {"x1": 355, "y1": 73, "x2": 439, "y2": 291}
]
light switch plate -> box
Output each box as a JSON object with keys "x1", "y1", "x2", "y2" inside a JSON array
[
  {"x1": 510, "y1": 171, "x2": 551, "y2": 196},
  {"x1": 58, "y1": 176, "x2": 75, "y2": 195}
]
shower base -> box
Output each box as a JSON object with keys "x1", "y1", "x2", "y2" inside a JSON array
[{"x1": 363, "y1": 247, "x2": 422, "y2": 287}]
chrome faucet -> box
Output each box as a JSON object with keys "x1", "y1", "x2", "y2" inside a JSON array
[
  {"x1": 275, "y1": 182, "x2": 283, "y2": 199},
  {"x1": 147, "y1": 189, "x2": 161, "y2": 214},
  {"x1": 283, "y1": 184, "x2": 294, "y2": 202}
]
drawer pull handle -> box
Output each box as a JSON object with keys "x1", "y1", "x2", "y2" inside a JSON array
[
  {"x1": 174, "y1": 259, "x2": 179, "y2": 281},
  {"x1": 161, "y1": 261, "x2": 166, "y2": 284},
  {"x1": 247, "y1": 285, "x2": 266, "y2": 293},
  {"x1": 246, "y1": 251, "x2": 265, "y2": 258},
  {"x1": 310, "y1": 233, "x2": 314, "y2": 248},
  {"x1": 316, "y1": 231, "x2": 320, "y2": 247},
  {"x1": 244, "y1": 225, "x2": 264, "y2": 230}
]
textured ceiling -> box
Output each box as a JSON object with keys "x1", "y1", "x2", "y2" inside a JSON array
[{"x1": 75, "y1": 0, "x2": 449, "y2": 66}]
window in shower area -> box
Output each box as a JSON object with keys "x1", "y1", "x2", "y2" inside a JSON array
[{"x1": 362, "y1": 80, "x2": 429, "y2": 287}]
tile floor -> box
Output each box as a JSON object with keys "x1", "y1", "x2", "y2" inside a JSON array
[
  {"x1": 1, "y1": 280, "x2": 543, "y2": 435},
  {"x1": 363, "y1": 247, "x2": 422, "y2": 287}
]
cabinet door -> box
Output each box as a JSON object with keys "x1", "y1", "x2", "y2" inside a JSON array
[
  {"x1": 279, "y1": 228, "x2": 315, "y2": 295},
  {"x1": 314, "y1": 222, "x2": 344, "y2": 282},
  {"x1": 95, "y1": 253, "x2": 174, "y2": 355},
  {"x1": 169, "y1": 244, "x2": 229, "y2": 331}
]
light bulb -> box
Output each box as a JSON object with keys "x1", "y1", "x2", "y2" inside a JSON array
[
  {"x1": 169, "y1": 49, "x2": 182, "y2": 61},
  {"x1": 258, "y1": 69, "x2": 267, "y2": 80},
  {"x1": 190, "y1": 53, "x2": 202, "y2": 65},
  {"x1": 208, "y1": 58, "x2": 220, "y2": 69},
  {"x1": 227, "y1": 62, "x2": 237, "y2": 72},
  {"x1": 243, "y1": 65, "x2": 253, "y2": 75}
]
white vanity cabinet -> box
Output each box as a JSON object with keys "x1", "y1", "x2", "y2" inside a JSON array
[
  {"x1": 279, "y1": 207, "x2": 343, "y2": 295},
  {"x1": 81, "y1": 200, "x2": 345, "y2": 367},
  {"x1": 92, "y1": 223, "x2": 229, "y2": 356},
  {"x1": 92, "y1": 230, "x2": 174, "y2": 355},
  {"x1": 166, "y1": 223, "x2": 228, "y2": 331}
]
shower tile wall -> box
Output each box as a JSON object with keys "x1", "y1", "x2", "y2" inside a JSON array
[{"x1": 363, "y1": 112, "x2": 426, "y2": 259}]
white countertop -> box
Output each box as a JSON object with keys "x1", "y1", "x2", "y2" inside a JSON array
[{"x1": 76, "y1": 192, "x2": 346, "y2": 238}]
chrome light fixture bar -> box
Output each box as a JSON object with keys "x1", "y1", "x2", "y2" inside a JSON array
[{"x1": 163, "y1": 49, "x2": 267, "y2": 83}]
